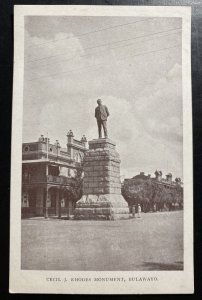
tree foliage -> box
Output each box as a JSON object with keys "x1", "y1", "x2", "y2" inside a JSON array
[
  {"x1": 69, "y1": 168, "x2": 83, "y2": 202},
  {"x1": 60, "y1": 168, "x2": 83, "y2": 203},
  {"x1": 122, "y1": 178, "x2": 183, "y2": 212}
]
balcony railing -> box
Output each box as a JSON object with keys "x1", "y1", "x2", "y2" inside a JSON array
[
  {"x1": 47, "y1": 175, "x2": 74, "y2": 185},
  {"x1": 22, "y1": 175, "x2": 76, "y2": 185},
  {"x1": 73, "y1": 139, "x2": 83, "y2": 146}
]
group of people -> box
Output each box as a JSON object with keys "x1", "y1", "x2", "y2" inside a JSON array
[{"x1": 132, "y1": 204, "x2": 142, "y2": 218}]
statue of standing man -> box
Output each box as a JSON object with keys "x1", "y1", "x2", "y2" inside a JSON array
[{"x1": 95, "y1": 99, "x2": 110, "y2": 139}]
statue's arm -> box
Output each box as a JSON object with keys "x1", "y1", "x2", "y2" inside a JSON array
[
  {"x1": 105, "y1": 106, "x2": 110, "y2": 116},
  {"x1": 95, "y1": 108, "x2": 97, "y2": 118}
]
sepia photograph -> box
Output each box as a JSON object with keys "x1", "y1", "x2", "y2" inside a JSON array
[{"x1": 10, "y1": 5, "x2": 193, "y2": 294}]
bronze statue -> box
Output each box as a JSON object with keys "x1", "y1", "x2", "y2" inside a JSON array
[{"x1": 95, "y1": 99, "x2": 110, "y2": 138}]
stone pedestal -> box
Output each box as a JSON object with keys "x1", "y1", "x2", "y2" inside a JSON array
[{"x1": 75, "y1": 138, "x2": 129, "y2": 220}]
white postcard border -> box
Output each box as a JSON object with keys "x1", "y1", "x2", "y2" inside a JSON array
[{"x1": 10, "y1": 5, "x2": 193, "y2": 294}]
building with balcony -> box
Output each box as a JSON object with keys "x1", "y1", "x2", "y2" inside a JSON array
[
  {"x1": 22, "y1": 131, "x2": 87, "y2": 218},
  {"x1": 123, "y1": 170, "x2": 183, "y2": 189}
]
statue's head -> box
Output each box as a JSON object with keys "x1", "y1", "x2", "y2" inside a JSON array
[{"x1": 97, "y1": 99, "x2": 102, "y2": 105}]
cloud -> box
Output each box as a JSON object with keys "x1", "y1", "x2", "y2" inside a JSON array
[
  {"x1": 134, "y1": 63, "x2": 182, "y2": 143},
  {"x1": 23, "y1": 17, "x2": 183, "y2": 179},
  {"x1": 24, "y1": 30, "x2": 85, "y2": 81}
]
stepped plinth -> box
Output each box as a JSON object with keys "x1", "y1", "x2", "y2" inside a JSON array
[{"x1": 75, "y1": 138, "x2": 129, "y2": 220}]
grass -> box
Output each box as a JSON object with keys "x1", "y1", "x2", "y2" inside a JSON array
[{"x1": 21, "y1": 210, "x2": 183, "y2": 271}]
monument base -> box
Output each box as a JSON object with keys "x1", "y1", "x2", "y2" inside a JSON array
[
  {"x1": 75, "y1": 138, "x2": 130, "y2": 220},
  {"x1": 74, "y1": 194, "x2": 129, "y2": 220}
]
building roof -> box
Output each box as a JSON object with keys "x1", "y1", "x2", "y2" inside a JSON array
[{"x1": 22, "y1": 159, "x2": 80, "y2": 168}]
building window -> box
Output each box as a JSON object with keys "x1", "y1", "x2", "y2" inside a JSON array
[
  {"x1": 24, "y1": 146, "x2": 29, "y2": 152},
  {"x1": 74, "y1": 153, "x2": 81, "y2": 162}
]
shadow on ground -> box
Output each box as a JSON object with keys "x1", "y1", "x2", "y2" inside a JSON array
[{"x1": 140, "y1": 261, "x2": 183, "y2": 270}]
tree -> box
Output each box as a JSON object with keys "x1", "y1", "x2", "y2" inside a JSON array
[
  {"x1": 122, "y1": 178, "x2": 183, "y2": 213},
  {"x1": 122, "y1": 179, "x2": 154, "y2": 212},
  {"x1": 69, "y1": 168, "x2": 83, "y2": 203}
]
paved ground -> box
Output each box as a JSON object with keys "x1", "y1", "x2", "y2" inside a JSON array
[{"x1": 21, "y1": 211, "x2": 183, "y2": 271}]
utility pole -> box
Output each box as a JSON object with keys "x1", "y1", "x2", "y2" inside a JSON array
[
  {"x1": 45, "y1": 133, "x2": 49, "y2": 218},
  {"x1": 56, "y1": 139, "x2": 60, "y2": 161},
  {"x1": 46, "y1": 132, "x2": 49, "y2": 160}
]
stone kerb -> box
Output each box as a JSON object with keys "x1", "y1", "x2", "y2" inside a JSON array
[{"x1": 88, "y1": 138, "x2": 116, "y2": 150}]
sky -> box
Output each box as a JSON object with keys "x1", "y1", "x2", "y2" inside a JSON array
[{"x1": 23, "y1": 16, "x2": 183, "y2": 179}]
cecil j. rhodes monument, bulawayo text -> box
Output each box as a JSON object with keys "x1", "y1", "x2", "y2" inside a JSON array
[{"x1": 75, "y1": 99, "x2": 130, "y2": 220}]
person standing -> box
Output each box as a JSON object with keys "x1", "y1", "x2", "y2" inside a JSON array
[
  {"x1": 95, "y1": 99, "x2": 110, "y2": 138},
  {"x1": 137, "y1": 204, "x2": 142, "y2": 218},
  {"x1": 132, "y1": 205, "x2": 136, "y2": 218}
]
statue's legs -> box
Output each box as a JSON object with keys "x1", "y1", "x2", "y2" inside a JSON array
[
  {"x1": 102, "y1": 121, "x2": 108, "y2": 138},
  {"x1": 97, "y1": 120, "x2": 102, "y2": 138},
  {"x1": 97, "y1": 120, "x2": 108, "y2": 138}
]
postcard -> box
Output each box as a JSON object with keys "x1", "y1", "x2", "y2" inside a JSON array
[{"x1": 10, "y1": 5, "x2": 193, "y2": 294}]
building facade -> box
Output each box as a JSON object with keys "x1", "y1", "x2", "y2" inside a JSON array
[{"x1": 22, "y1": 131, "x2": 87, "y2": 218}]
